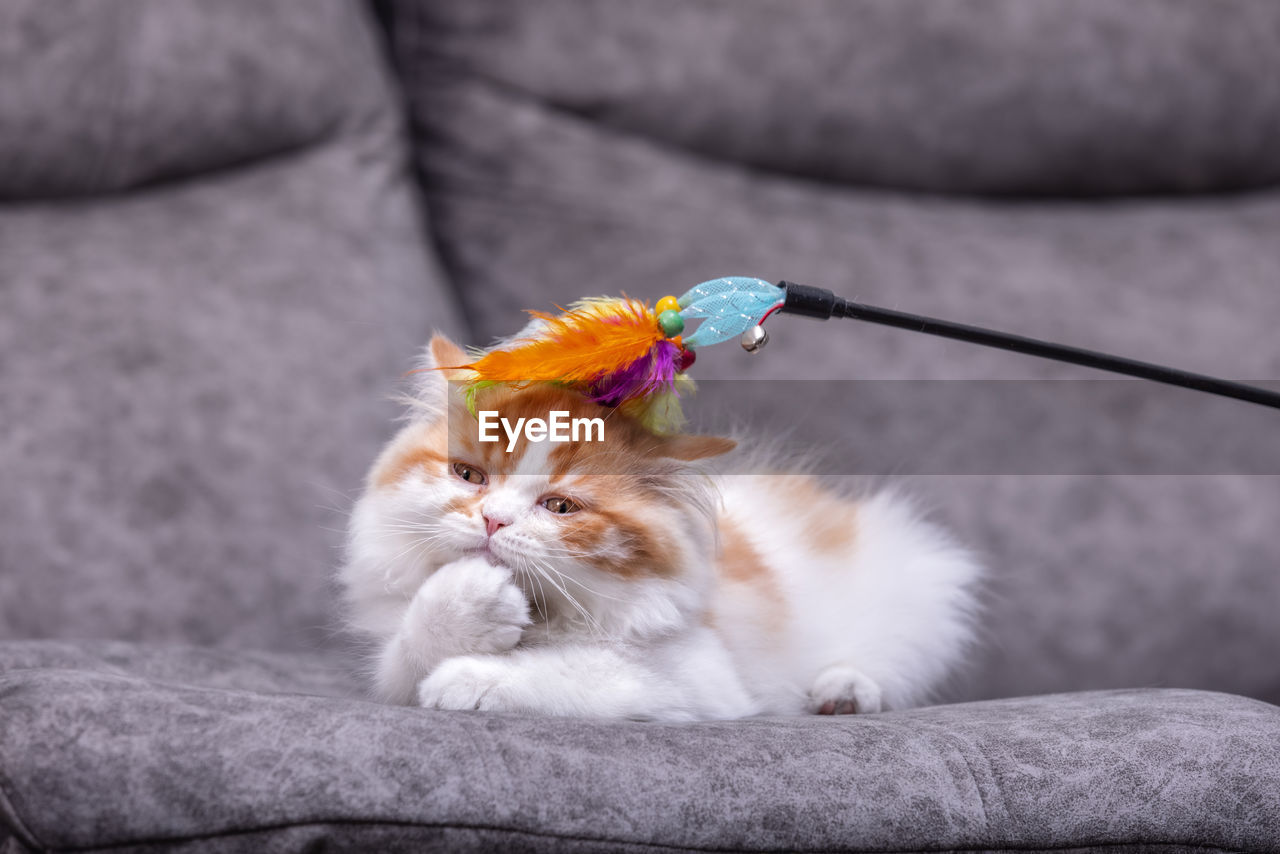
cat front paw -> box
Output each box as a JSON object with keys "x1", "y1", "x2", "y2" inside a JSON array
[
  {"x1": 418, "y1": 655, "x2": 516, "y2": 712},
  {"x1": 809, "y1": 664, "x2": 883, "y2": 715},
  {"x1": 410, "y1": 557, "x2": 531, "y2": 655}
]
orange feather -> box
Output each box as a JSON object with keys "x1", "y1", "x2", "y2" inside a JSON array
[{"x1": 460, "y1": 298, "x2": 662, "y2": 383}]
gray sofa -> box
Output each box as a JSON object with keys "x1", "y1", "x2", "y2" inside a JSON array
[{"x1": 3, "y1": 1, "x2": 1279, "y2": 851}]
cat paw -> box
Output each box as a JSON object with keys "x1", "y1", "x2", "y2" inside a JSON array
[
  {"x1": 410, "y1": 557, "x2": 531, "y2": 655},
  {"x1": 418, "y1": 656, "x2": 514, "y2": 712},
  {"x1": 809, "y1": 664, "x2": 883, "y2": 715}
]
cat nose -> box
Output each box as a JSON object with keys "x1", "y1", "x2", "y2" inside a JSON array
[{"x1": 484, "y1": 515, "x2": 508, "y2": 537}]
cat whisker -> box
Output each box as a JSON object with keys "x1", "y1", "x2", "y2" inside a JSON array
[
  {"x1": 375, "y1": 521, "x2": 447, "y2": 534},
  {"x1": 527, "y1": 557, "x2": 610, "y2": 640},
  {"x1": 525, "y1": 560, "x2": 605, "y2": 637},
  {"x1": 516, "y1": 566, "x2": 553, "y2": 644},
  {"x1": 517, "y1": 552, "x2": 627, "y2": 602},
  {"x1": 372, "y1": 535, "x2": 447, "y2": 579}
]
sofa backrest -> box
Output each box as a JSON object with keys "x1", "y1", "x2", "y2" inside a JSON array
[
  {"x1": 0, "y1": 0, "x2": 465, "y2": 651},
  {"x1": 382, "y1": 0, "x2": 1280, "y2": 703}
]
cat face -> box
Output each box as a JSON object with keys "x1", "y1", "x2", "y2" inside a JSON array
[{"x1": 350, "y1": 335, "x2": 734, "y2": 634}]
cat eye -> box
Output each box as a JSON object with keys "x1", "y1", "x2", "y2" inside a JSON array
[
  {"x1": 541, "y1": 496, "x2": 581, "y2": 515},
  {"x1": 451, "y1": 462, "x2": 487, "y2": 485}
]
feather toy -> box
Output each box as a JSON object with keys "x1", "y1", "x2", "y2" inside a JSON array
[
  {"x1": 446, "y1": 274, "x2": 1280, "y2": 435},
  {"x1": 453, "y1": 296, "x2": 699, "y2": 432},
  {"x1": 451, "y1": 280, "x2": 788, "y2": 433}
]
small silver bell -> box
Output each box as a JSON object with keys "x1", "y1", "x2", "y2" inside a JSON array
[{"x1": 740, "y1": 324, "x2": 769, "y2": 353}]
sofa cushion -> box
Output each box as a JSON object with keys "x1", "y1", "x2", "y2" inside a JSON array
[
  {"x1": 0, "y1": 0, "x2": 394, "y2": 200},
  {"x1": 383, "y1": 0, "x2": 1280, "y2": 705},
  {"x1": 387, "y1": 0, "x2": 1280, "y2": 198},
  {"x1": 2, "y1": 640, "x2": 1279, "y2": 853},
  {"x1": 0, "y1": 0, "x2": 466, "y2": 650}
]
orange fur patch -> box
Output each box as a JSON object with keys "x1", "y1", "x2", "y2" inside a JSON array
[
  {"x1": 777, "y1": 476, "x2": 859, "y2": 554},
  {"x1": 441, "y1": 494, "x2": 479, "y2": 517},
  {"x1": 558, "y1": 497, "x2": 682, "y2": 579},
  {"x1": 717, "y1": 518, "x2": 787, "y2": 633},
  {"x1": 371, "y1": 420, "x2": 449, "y2": 490},
  {"x1": 718, "y1": 518, "x2": 773, "y2": 587}
]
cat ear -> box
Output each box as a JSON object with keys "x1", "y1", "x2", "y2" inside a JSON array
[
  {"x1": 411, "y1": 333, "x2": 472, "y2": 413},
  {"x1": 656, "y1": 434, "x2": 737, "y2": 461},
  {"x1": 427, "y1": 334, "x2": 469, "y2": 375}
]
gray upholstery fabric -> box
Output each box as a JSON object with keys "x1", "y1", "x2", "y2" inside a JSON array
[
  {"x1": 388, "y1": 0, "x2": 1280, "y2": 705},
  {"x1": 0, "y1": 1, "x2": 388, "y2": 200},
  {"x1": 0, "y1": 0, "x2": 466, "y2": 650},
  {"x1": 3, "y1": 640, "x2": 1279, "y2": 853},
  {"x1": 394, "y1": 0, "x2": 1280, "y2": 198}
]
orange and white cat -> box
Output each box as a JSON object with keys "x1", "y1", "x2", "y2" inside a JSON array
[{"x1": 340, "y1": 335, "x2": 981, "y2": 720}]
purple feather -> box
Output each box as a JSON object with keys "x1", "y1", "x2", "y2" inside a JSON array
[{"x1": 588, "y1": 340, "x2": 680, "y2": 407}]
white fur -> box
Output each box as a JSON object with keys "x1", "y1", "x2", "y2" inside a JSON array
[
  {"x1": 710, "y1": 480, "x2": 981, "y2": 714},
  {"x1": 339, "y1": 347, "x2": 982, "y2": 721}
]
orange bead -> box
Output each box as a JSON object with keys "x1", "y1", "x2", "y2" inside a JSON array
[{"x1": 655, "y1": 295, "x2": 681, "y2": 315}]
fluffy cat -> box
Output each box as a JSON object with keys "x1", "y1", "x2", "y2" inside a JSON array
[{"x1": 340, "y1": 334, "x2": 982, "y2": 721}]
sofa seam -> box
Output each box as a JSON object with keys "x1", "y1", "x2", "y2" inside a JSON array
[
  {"x1": 0, "y1": 765, "x2": 46, "y2": 853},
  {"x1": 33, "y1": 816, "x2": 1252, "y2": 854},
  {"x1": 952, "y1": 736, "x2": 994, "y2": 831},
  {"x1": 84, "y1": 1, "x2": 133, "y2": 195}
]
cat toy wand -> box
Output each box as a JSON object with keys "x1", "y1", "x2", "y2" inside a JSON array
[
  {"x1": 673, "y1": 276, "x2": 1280, "y2": 412},
  {"x1": 454, "y1": 276, "x2": 1279, "y2": 434}
]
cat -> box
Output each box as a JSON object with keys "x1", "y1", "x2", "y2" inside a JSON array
[{"x1": 339, "y1": 334, "x2": 982, "y2": 721}]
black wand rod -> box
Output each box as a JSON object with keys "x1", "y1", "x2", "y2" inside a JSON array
[{"x1": 777, "y1": 281, "x2": 1280, "y2": 412}]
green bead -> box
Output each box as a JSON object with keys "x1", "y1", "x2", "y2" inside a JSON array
[{"x1": 658, "y1": 309, "x2": 685, "y2": 338}]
